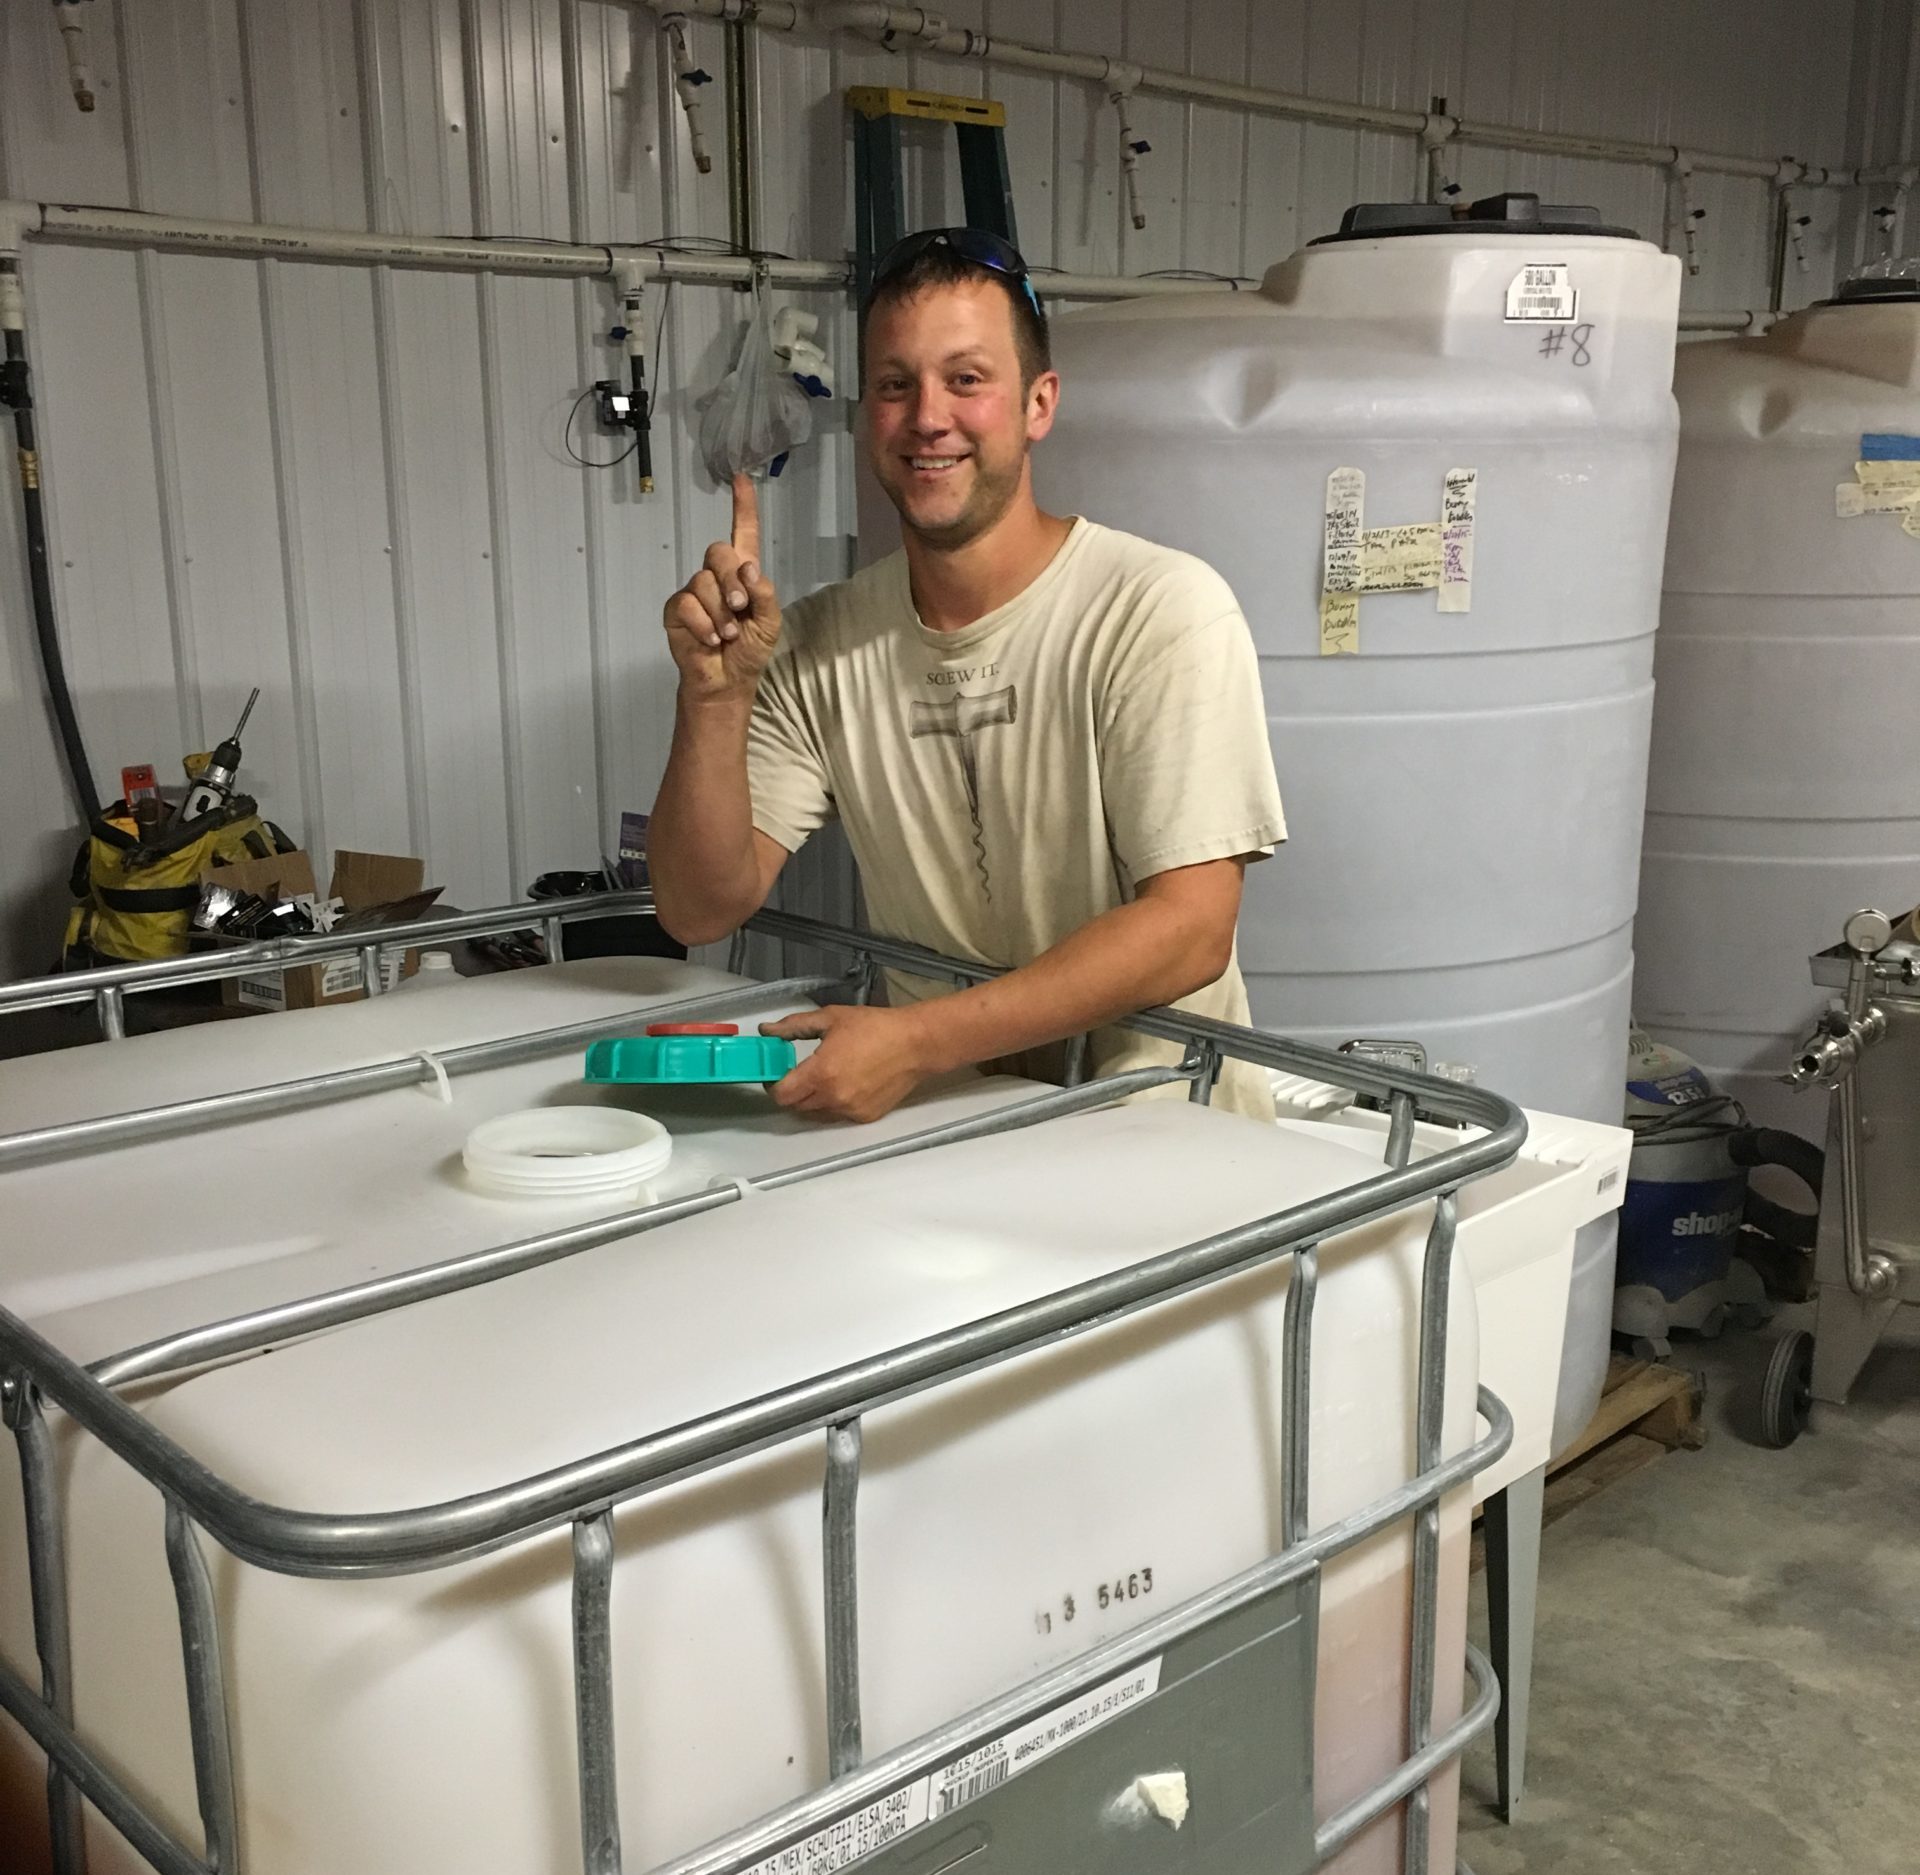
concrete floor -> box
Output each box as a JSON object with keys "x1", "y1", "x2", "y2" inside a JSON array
[{"x1": 1457, "y1": 1305, "x2": 1920, "y2": 1875}]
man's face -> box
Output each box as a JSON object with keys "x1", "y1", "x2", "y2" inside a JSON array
[{"x1": 864, "y1": 278, "x2": 1058, "y2": 550}]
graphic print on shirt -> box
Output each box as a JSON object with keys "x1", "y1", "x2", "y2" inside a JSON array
[{"x1": 908, "y1": 685, "x2": 1019, "y2": 901}]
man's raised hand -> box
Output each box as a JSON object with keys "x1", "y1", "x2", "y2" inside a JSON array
[{"x1": 663, "y1": 473, "x2": 782, "y2": 701}]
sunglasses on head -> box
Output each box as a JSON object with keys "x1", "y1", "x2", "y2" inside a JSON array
[{"x1": 867, "y1": 227, "x2": 1046, "y2": 319}]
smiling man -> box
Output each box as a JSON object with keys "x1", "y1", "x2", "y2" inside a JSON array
[{"x1": 647, "y1": 228, "x2": 1285, "y2": 1123}]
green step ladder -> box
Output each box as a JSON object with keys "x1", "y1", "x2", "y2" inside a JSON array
[{"x1": 849, "y1": 84, "x2": 1020, "y2": 313}]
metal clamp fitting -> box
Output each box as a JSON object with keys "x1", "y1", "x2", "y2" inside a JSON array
[
  {"x1": 0, "y1": 203, "x2": 41, "y2": 263},
  {"x1": 879, "y1": 8, "x2": 949, "y2": 45}
]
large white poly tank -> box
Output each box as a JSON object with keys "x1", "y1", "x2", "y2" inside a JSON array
[
  {"x1": 0, "y1": 962, "x2": 1501, "y2": 1875},
  {"x1": 1636, "y1": 276, "x2": 1920, "y2": 1136},
  {"x1": 1034, "y1": 193, "x2": 1682, "y2": 1127},
  {"x1": 50, "y1": 1106, "x2": 1478, "y2": 1875}
]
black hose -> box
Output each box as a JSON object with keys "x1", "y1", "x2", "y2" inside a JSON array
[
  {"x1": 2, "y1": 260, "x2": 100, "y2": 821},
  {"x1": 1731, "y1": 1125, "x2": 1824, "y2": 1252},
  {"x1": 1629, "y1": 1090, "x2": 1744, "y2": 1147},
  {"x1": 629, "y1": 351, "x2": 654, "y2": 494},
  {"x1": 1632, "y1": 1084, "x2": 1824, "y2": 1254}
]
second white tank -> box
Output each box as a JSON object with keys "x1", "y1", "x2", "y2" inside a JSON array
[
  {"x1": 1636, "y1": 277, "x2": 1920, "y2": 1135},
  {"x1": 1036, "y1": 192, "x2": 1682, "y2": 1127}
]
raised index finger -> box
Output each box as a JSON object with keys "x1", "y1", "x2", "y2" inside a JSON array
[{"x1": 730, "y1": 473, "x2": 761, "y2": 562}]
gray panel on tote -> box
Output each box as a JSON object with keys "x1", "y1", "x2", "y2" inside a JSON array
[{"x1": 872, "y1": 1571, "x2": 1320, "y2": 1875}]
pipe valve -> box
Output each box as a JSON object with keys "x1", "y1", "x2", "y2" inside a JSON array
[
  {"x1": 663, "y1": 13, "x2": 716, "y2": 175},
  {"x1": 1785, "y1": 1008, "x2": 1888, "y2": 1091},
  {"x1": 53, "y1": 0, "x2": 96, "y2": 114},
  {"x1": 1111, "y1": 88, "x2": 1150, "y2": 232}
]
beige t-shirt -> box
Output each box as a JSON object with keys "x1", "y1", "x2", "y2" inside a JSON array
[{"x1": 747, "y1": 517, "x2": 1287, "y2": 1118}]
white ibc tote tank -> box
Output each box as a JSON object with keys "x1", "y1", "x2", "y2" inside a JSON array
[
  {"x1": 1035, "y1": 192, "x2": 1680, "y2": 1124},
  {"x1": 1636, "y1": 275, "x2": 1920, "y2": 1134},
  {"x1": 0, "y1": 964, "x2": 1505, "y2": 1875}
]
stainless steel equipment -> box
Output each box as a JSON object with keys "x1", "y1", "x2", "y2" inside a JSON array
[{"x1": 1768, "y1": 908, "x2": 1920, "y2": 1443}]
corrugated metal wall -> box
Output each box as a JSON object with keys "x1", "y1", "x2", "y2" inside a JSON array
[
  {"x1": 1841, "y1": 0, "x2": 1920, "y2": 262},
  {"x1": 0, "y1": 0, "x2": 1875, "y2": 979}
]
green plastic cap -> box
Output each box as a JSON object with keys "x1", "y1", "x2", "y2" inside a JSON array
[{"x1": 584, "y1": 1034, "x2": 799, "y2": 1085}]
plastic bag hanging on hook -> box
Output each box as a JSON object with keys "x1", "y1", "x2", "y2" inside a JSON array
[{"x1": 697, "y1": 282, "x2": 820, "y2": 485}]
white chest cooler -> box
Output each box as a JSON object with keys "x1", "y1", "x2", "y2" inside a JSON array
[{"x1": 0, "y1": 935, "x2": 1614, "y2": 1875}]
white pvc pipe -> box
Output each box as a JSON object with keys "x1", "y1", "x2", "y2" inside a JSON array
[
  {"x1": 6, "y1": 198, "x2": 1769, "y2": 325},
  {"x1": 649, "y1": 0, "x2": 1860, "y2": 189},
  {"x1": 663, "y1": 12, "x2": 718, "y2": 176},
  {"x1": 5, "y1": 199, "x2": 1245, "y2": 302},
  {"x1": 1897, "y1": 1, "x2": 1920, "y2": 253},
  {"x1": 54, "y1": 0, "x2": 97, "y2": 114},
  {"x1": 1679, "y1": 309, "x2": 1761, "y2": 332},
  {"x1": 34, "y1": 201, "x2": 648, "y2": 276}
]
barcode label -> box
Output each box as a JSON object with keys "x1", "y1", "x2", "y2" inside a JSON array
[
  {"x1": 934, "y1": 1756, "x2": 1009, "y2": 1815},
  {"x1": 1504, "y1": 263, "x2": 1577, "y2": 322},
  {"x1": 321, "y1": 955, "x2": 364, "y2": 998},
  {"x1": 737, "y1": 1782, "x2": 929, "y2": 1875},
  {"x1": 925, "y1": 1657, "x2": 1163, "y2": 1817},
  {"x1": 741, "y1": 1653, "x2": 1164, "y2": 1872}
]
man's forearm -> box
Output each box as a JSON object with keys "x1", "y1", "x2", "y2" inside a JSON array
[
  {"x1": 903, "y1": 888, "x2": 1233, "y2": 1077},
  {"x1": 649, "y1": 693, "x2": 762, "y2": 945}
]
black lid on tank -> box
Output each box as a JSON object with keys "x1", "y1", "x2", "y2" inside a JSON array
[
  {"x1": 1312, "y1": 191, "x2": 1640, "y2": 243},
  {"x1": 1817, "y1": 274, "x2": 1920, "y2": 307}
]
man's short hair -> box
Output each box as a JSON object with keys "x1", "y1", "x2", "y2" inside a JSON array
[{"x1": 864, "y1": 232, "x2": 1052, "y2": 388}]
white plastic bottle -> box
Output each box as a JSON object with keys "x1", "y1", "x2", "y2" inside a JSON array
[{"x1": 397, "y1": 949, "x2": 459, "y2": 989}]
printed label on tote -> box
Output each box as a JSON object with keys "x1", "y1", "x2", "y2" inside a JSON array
[
  {"x1": 736, "y1": 1783, "x2": 930, "y2": 1875},
  {"x1": 736, "y1": 1654, "x2": 1165, "y2": 1874},
  {"x1": 926, "y1": 1657, "x2": 1164, "y2": 1817}
]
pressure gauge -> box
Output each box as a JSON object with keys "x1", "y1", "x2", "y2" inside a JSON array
[{"x1": 1843, "y1": 908, "x2": 1894, "y2": 958}]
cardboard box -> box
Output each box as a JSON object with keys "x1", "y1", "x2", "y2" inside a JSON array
[{"x1": 209, "y1": 849, "x2": 434, "y2": 1011}]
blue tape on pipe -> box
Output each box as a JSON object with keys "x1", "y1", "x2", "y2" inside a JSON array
[{"x1": 1860, "y1": 432, "x2": 1920, "y2": 460}]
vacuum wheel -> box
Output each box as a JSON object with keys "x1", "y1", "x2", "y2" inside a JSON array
[{"x1": 1759, "y1": 1329, "x2": 1815, "y2": 1449}]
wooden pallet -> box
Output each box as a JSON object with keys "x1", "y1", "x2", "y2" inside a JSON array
[{"x1": 1473, "y1": 1355, "x2": 1706, "y2": 1568}]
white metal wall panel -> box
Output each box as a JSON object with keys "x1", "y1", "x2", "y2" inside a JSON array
[
  {"x1": 1053, "y1": 0, "x2": 1127, "y2": 274},
  {"x1": 1301, "y1": 3, "x2": 1366, "y2": 246},
  {"x1": 241, "y1": 1, "x2": 415, "y2": 864},
  {"x1": 0, "y1": 0, "x2": 1881, "y2": 983},
  {"x1": 1243, "y1": 5, "x2": 1309, "y2": 273},
  {"x1": 1, "y1": 0, "x2": 185, "y2": 969},
  {"x1": 568, "y1": 0, "x2": 675, "y2": 853},
  {"x1": 122, "y1": 0, "x2": 311, "y2": 848},
  {"x1": 466, "y1": 0, "x2": 601, "y2": 889},
  {"x1": 1184, "y1": 0, "x2": 1250, "y2": 276},
  {"x1": 0, "y1": 164, "x2": 70, "y2": 974},
  {"x1": 361, "y1": 0, "x2": 517, "y2": 907}
]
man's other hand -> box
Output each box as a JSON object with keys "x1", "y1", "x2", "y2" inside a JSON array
[
  {"x1": 664, "y1": 473, "x2": 783, "y2": 703},
  {"x1": 761, "y1": 1005, "x2": 935, "y2": 1124}
]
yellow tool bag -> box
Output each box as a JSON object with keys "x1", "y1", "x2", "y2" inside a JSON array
[{"x1": 63, "y1": 796, "x2": 297, "y2": 967}]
